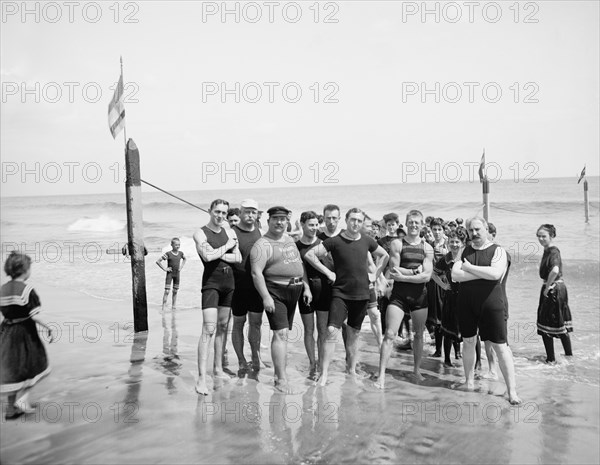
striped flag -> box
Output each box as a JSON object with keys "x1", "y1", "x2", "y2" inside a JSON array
[
  {"x1": 108, "y1": 73, "x2": 125, "y2": 139},
  {"x1": 478, "y1": 150, "x2": 486, "y2": 183},
  {"x1": 577, "y1": 165, "x2": 586, "y2": 184}
]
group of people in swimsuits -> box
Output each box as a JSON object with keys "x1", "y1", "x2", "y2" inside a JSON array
[
  {"x1": 0, "y1": 199, "x2": 574, "y2": 420},
  {"x1": 187, "y1": 198, "x2": 574, "y2": 404}
]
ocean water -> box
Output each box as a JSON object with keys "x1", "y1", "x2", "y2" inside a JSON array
[{"x1": 2, "y1": 177, "x2": 599, "y2": 388}]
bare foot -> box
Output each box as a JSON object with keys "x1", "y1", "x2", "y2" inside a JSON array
[
  {"x1": 213, "y1": 372, "x2": 231, "y2": 382},
  {"x1": 14, "y1": 400, "x2": 36, "y2": 414},
  {"x1": 482, "y1": 371, "x2": 498, "y2": 380},
  {"x1": 464, "y1": 379, "x2": 475, "y2": 391},
  {"x1": 373, "y1": 377, "x2": 385, "y2": 390},
  {"x1": 412, "y1": 371, "x2": 425, "y2": 382},
  {"x1": 195, "y1": 380, "x2": 209, "y2": 396},
  {"x1": 274, "y1": 379, "x2": 300, "y2": 394},
  {"x1": 508, "y1": 392, "x2": 522, "y2": 405},
  {"x1": 316, "y1": 373, "x2": 329, "y2": 387}
]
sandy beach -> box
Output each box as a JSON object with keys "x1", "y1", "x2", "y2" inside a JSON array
[{"x1": 1, "y1": 281, "x2": 598, "y2": 465}]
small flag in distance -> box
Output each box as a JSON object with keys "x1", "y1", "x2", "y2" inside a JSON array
[
  {"x1": 478, "y1": 150, "x2": 486, "y2": 183},
  {"x1": 577, "y1": 165, "x2": 586, "y2": 184},
  {"x1": 108, "y1": 74, "x2": 125, "y2": 139}
]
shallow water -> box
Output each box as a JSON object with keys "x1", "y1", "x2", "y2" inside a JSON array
[{"x1": 2, "y1": 179, "x2": 599, "y2": 463}]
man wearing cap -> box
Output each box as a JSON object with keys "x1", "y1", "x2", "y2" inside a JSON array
[
  {"x1": 250, "y1": 206, "x2": 312, "y2": 394},
  {"x1": 305, "y1": 208, "x2": 389, "y2": 386},
  {"x1": 230, "y1": 199, "x2": 264, "y2": 373}
]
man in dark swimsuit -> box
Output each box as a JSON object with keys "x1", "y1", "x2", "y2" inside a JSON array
[
  {"x1": 230, "y1": 199, "x2": 263, "y2": 372},
  {"x1": 193, "y1": 199, "x2": 241, "y2": 395},
  {"x1": 305, "y1": 208, "x2": 389, "y2": 386},
  {"x1": 452, "y1": 217, "x2": 521, "y2": 405}
]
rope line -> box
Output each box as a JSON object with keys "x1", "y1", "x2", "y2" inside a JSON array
[
  {"x1": 141, "y1": 179, "x2": 208, "y2": 213},
  {"x1": 492, "y1": 203, "x2": 598, "y2": 216}
]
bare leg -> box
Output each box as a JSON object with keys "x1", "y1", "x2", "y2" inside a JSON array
[
  {"x1": 367, "y1": 305, "x2": 383, "y2": 348},
  {"x1": 171, "y1": 289, "x2": 178, "y2": 310},
  {"x1": 411, "y1": 307, "x2": 428, "y2": 381},
  {"x1": 318, "y1": 326, "x2": 340, "y2": 386},
  {"x1": 213, "y1": 306, "x2": 231, "y2": 378},
  {"x1": 483, "y1": 340, "x2": 498, "y2": 379},
  {"x1": 248, "y1": 312, "x2": 263, "y2": 370},
  {"x1": 196, "y1": 307, "x2": 217, "y2": 395},
  {"x1": 492, "y1": 342, "x2": 521, "y2": 404},
  {"x1": 376, "y1": 304, "x2": 404, "y2": 389},
  {"x1": 162, "y1": 289, "x2": 169, "y2": 312},
  {"x1": 462, "y1": 336, "x2": 477, "y2": 390},
  {"x1": 316, "y1": 311, "x2": 329, "y2": 371},
  {"x1": 232, "y1": 314, "x2": 248, "y2": 367},
  {"x1": 272, "y1": 328, "x2": 298, "y2": 394},
  {"x1": 300, "y1": 312, "x2": 317, "y2": 372},
  {"x1": 15, "y1": 388, "x2": 34, "y2": 413},
  {"x1": 345, "y1": 325, "x2": 361, "y2": 374}
]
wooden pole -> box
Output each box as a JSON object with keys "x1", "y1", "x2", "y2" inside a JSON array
[
  {"x1": 124, "y1": 138, "x2": 148, "y2": 332},
  {"x1": 483, "y1": 178, "x2": 490, "y2": 222},
  {"x1": 584, "y1": 178, "x2": 589, "y2": 223}
]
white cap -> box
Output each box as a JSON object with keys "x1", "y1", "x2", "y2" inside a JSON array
[{"x1": 240, "y1": 199, "x2": 259, "y2": 210}]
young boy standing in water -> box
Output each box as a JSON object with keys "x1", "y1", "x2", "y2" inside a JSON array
[{"x1": 156, "y1": 238, "x2": 186, "y2": 312}]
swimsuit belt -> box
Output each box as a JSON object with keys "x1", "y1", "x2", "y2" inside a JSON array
[{"x1": 269, "y1": 277, "x2": 304, "y2": 286}]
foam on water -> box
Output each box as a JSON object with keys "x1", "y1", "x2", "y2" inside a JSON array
[{"x1": 67, "y1": 215, "x2": 125, "y2": 232}]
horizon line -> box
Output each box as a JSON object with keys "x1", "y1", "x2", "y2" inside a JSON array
[{"x1": 2, "y1": 175, "x2": 598, "y2": 200}]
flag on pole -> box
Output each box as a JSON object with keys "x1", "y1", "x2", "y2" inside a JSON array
[
  {"x1": 577, "y1": 165, "x2": 586, "y2": 184},
  {"x1": 478, "y1": 150, "x2": 486, "y2": 183},
  {"x1": 108, "y1": 73, "x2": 125, "y2": 139}
]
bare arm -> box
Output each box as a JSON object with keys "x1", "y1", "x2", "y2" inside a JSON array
[
  {"x1": 193, "y1": 228, "x2": 238, "y2": 263},
  {"x1": 451, "y1": 260, "x2": 479, "y2": 282},
  {"x1": 461, "y1": 247, "x2": 507, "y2": 281},
  {"x1": 305, "y1": 243, "x2": 336, "y2": 283},
  {"x1": 32, "y1": 315, "x2": 55, "y2": 342},
  {"x1": 543, "y1": 265, "x2": 560, "y2": 297},
  {"x1": 250, "y1": 239, "x2": 275, "y2": 312},
  {"x1": 156, "y1": 255, "x2": 169, "y2": 272},
  {"x1": 371, "y1": 246, "x2": 389, "y2": 282},
  {"x1": 390, "y1": 242, "x2": 433, "y2": 283},
  {"x1": 220, "y1": 230, "x2": 242, "y2": 264},
  {"x1": 179, "y1": 254, "x2": 186, "y2": 271},
  {"x1": 431, "y1": 272, "x2": 450, "y2": 290}
]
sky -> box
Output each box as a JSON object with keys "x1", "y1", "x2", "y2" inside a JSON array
[{"x1": 1, "y1": 0, "x2": 599, "y2": 197}]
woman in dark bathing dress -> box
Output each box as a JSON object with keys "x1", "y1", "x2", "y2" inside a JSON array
[
  {"x1": 536, "y1": 224, "x2": 573, "y2": 363},
  {"x1": 433, "y1": 229, "x2": 466, "y2": 366}
]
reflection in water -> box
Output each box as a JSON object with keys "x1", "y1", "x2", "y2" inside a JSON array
[
  {"x1": 162, "y1": 310, "x2": 179, "y2": 361},
  {"x1": 160, "y1": 310, "x2": 180, "y2": 395},
  {"x1": 123, "y1": 331, "x2": 148, "y2": 427},
  {"x1": 538, "y1": 383, "x2": 570, "y2": 465}
]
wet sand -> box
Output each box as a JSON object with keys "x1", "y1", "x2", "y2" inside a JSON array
[{"x1": 1, "y1": 283, "x2": 598, "y2": 464}]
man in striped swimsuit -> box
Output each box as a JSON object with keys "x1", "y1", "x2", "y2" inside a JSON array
[
  {"x1": 377, "y1": 209, "x2": 434, "y2": 388},
  {"x1": 250, "y1": 206, "x2": 312, "y2": 394}
]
